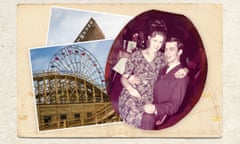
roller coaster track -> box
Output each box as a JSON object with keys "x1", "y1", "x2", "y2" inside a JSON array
[
  {"x1": 38, "y1": 102, "x2": 119, "y2": 130},
  {"x1": 33, "y1": 72, "x2": 120, "y2": 130},
  {"x1": 33, "y1": 71, "x2": 108, "y2": 104}
]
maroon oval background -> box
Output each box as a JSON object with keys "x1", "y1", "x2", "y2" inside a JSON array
[{"x1": 105, "y1": 9, "x2": 207, "y2": 130}]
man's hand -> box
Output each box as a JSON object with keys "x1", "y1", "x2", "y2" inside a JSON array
[
  {"x1": 144, "y1": 104, "x2": 156, "y2": 114},
  {"x1": 175, "y1": 68, "x2": 189, "y2": 79}
]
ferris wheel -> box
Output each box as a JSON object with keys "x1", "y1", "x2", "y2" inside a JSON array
[{"x1": 48, "y1": 45, "x2": 106, "y2": 90}]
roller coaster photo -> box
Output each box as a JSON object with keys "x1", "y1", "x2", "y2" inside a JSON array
[{"x1": 31, "y1": 45, "x2": 120, "y2": 131}]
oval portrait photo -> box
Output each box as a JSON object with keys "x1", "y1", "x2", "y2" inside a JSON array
[{"x1": 105, "y1": 9, "x2": 207, "y2": 130}]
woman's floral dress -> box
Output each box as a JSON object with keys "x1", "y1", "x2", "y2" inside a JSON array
[{"x1": 118, "y1": 50, "x2": 165, "y2": 128}]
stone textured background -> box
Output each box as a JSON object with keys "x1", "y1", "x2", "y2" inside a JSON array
[{"x1": 0, "y1": 0, "x2": 239, "y2": 143}]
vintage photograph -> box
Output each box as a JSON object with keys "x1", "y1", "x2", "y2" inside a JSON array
[
  {"x1": 105, "y1": 9, "x2": 208, "y2": 130},
  {"x1": 18, "y1": 4, "x2": 222, "y2": 137},
  {"x1": 47, "y1": 6, "x2": 131, "y2": 45},
  {"x1": 29, "y1": 40, "x2": 121, "y2": 131}
]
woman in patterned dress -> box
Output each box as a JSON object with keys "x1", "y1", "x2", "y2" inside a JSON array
[{"x1": 118, "y1": 20, "x2": 168, "y2": 129}]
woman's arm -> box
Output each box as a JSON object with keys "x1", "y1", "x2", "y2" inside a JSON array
[{"x1": 120, "y1": 74, "x2": 141, "y2": 98}]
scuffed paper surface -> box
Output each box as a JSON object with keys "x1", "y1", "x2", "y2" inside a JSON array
[
  {"x1": 17, "y1": 3, "x2": 222, "y2": 137},
  {"x1": 0, "y1": 0, "x2": 240, "y2": 143}
]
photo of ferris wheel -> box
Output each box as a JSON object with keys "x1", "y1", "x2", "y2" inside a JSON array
[{"x1": 29, "y1": 39, "x2": 121, "y2": 131}]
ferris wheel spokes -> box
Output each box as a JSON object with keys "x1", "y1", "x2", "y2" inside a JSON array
[{"x1": 48, "y1": 45, "x2": 106, "y2": 89}]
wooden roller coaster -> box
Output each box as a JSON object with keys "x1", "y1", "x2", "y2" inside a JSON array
[{"x1": 33, "y1": 72, "x2": 120, "y2": 130}]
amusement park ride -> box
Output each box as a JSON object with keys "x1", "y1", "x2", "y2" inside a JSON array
[{"x1": 33, "y1": 18, "x2": 120, "y2": 131}]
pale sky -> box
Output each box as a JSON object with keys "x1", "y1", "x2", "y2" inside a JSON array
[
  {"x1": 47, "y1": 7, "x2": 131, "y2": 45},
  {"x1": 30, "y1": 39, "x2": 113, "y2": 73}
]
